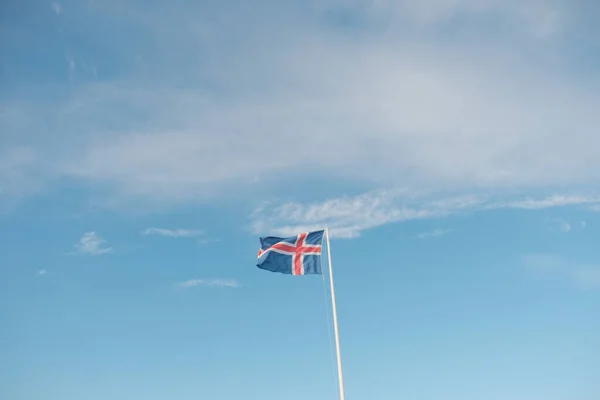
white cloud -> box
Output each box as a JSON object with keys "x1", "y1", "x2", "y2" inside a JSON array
[
  {"x1": 498, "y1": 195, "x2": 600, "y2": 210},
  {"x1": 37, "y1": 269, "x2": 47, "y2": 276},
  {"x1": 74, "y1": 232, "x2": 112, "y2": 255},
  {"x1": 551, "y1": 218, "x2": 572, "y2": 233},
  {"x1": 549, "y1": 218, "x2": 586, "y2": 233},
  {"x1": 178, "y1": 278, "x2": 239, "y2": 289},
  {"x1": 141, "y1": 228, "x2": 219, "y2": 245},
  {"x1": 521, "y1": 253, "x2": 600, "y2": 289},
  {"x1": 251, "y1": 191, "x2": 600, "y2": 238},
  {"x1": 2, "y1": 1, "x2": 600, "y2": 210},
  {"x1": 56, "y1": 49, "x2": 600, "y2": 204},
  {"x1": 141, "y1": 228, "x2": 203, "y2": 238},
  {"x1": 416, "y1": 228, "x2": 452, "y2": 239}
]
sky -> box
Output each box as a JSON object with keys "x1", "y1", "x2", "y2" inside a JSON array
[{"x1": 1, "y1": 0, "x2": 600, "y2": 399}]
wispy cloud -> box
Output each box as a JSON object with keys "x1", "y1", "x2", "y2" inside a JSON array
[
  {"x1": 521, "y1": 253, "x2": 567, "y2": 272},
  {"x1": 573, "y1": 267, "x2": 600, "y2": 289},
  {"x1": 178, "y1": 278, "x2": 239, "y2": 289},
  {"x1": 557, "y1": 219, "x2": 572, "y2": 233},
  {"x1": 521, "y1": 253, "x2": 600, "y2": 289},
  {"x1": 51, "y1": 2, "x2": 61, "y2": 15},
  {"x1": 549, "y1": 218, "x2": 586, "y2": 233},
  {"x1": 251, "y1": 190, "x2": 479, "y2": 238},
  {"x1": 141, "y1": 228, "x2": 219, "y2": 245},
  {"x1": 251, "y1": 191, "x2": 600, "y2": 238},
  {"x1": 498, "y1": 195, "x2": 600, "y2": 210},
  {"x1": 65, "y1": 54, "x2": 76, "y2": 82},
  {"x1": 37, "y1": 269, "x2": 47, "y2": 276},
  {"x1": 416, "y1": 229, "x2": 452, "y2": 239},
  {"x1": 141, "y1": 228, "x2": 203, "y2": 238},
  {"x1": 0, "y1": 147, "x2": 43, "y2": 212},
  {"x1": 198, "y1": 237, "x2": 220, "y2": 245},
  {"x1": 74, "y1": 232, "x2": 112, "y2": 255},
  {"x1": 2, "y1": 1, "x2": 600, "y2": 210}
]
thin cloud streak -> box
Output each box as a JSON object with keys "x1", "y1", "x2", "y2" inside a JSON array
[
  {"x1": 416, "y1": 229, "x2": 452, "y2": 239},
  {"x1": 198, "y1": 237, "x2": 220, "y2": 245},
  {"x1": 251, "y1": 191, "x2": 600, "y2": 238},
  {"x1": 178, "y1": 279, "x2": 239, "y2": 289},
  {"x1": 497, "y1": 195, "x2": 600, "y2": 210},
  {"x1": 141, "y1": 228, "x2": 203, "y2": 238}
]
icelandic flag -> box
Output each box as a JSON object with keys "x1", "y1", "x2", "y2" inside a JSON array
[{"x1": 257, "y1": 230, "x2": 325, "y2": 275}]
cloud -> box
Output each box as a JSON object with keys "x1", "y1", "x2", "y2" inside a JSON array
[
  {"x1": 549, "y1": 218, "x2": 586, "y2": 233},
  {"x1": 141, "y1": 228, "x2": 219, "y2": 245},
  {"x1": 498, "y1": 195, "x2": 600, "y2": 210},
  {"x1": 0, "y1": 147, "x2": 44, "y2": 212},
  {"x1": 2, "y1": 1, "x2": 600, "y2": 210},
  {"x1": 521, "y1": 253, "x2": 600, "y2": 289},
  {"x1": 351, "y1": 0, "x2": 564, "y2": 35},
  {"x1": 74, "y1": 232, "x2": 112, "y2": 255},
  {"x1": 573, "y1": 267, "x2": 600, "y2": 289},
  {"x1": 141, "y1": 228, "x2": 203, "y2": 238},
  {"x1": 416, "y1": 228, "x2": 452, "y2": 239},
  {"x1": 557, "y1": 220, "x2": 572, "y2": 233},
  {"x1": 178, "y1": 278, "x2": 239, "y2": 289},
  {"x1": 37, "y1": 269, "x2": 47, "y2": 276},
  {"x1": 51, "y1": 2, "x2": 62, "y2": 15},
  {"x1": 198, "y1": 237, "x2": 220, "y2": 245},
  {"x1": 251, "y1": 190, "x2": 484, "y2": 238},
  {"x1": 521, "y1": 253, "x2": 567, "y2": 272},
  {"x1": 251, "y1": 191, "x2": 600, "y2": 238},
  {"x1": 65, "y1": 54, "x2": 76, "y2": 82}
]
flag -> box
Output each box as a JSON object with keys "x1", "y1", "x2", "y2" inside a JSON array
[{"x1": 257, "y1": 230, "x2": 324, "y2": 275}]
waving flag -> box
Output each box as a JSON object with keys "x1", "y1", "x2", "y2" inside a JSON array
[{"x1": 257, "y1": 230, "x2": 324, "y2": 275}]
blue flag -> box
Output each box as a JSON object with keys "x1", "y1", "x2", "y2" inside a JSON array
[{"x1": 257, "y1": 230, "x2": 325, "y2": 275}]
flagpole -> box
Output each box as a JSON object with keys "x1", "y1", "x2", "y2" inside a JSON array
[{"x1": 325, "y1": 228, "x2": 345, "y2": 400}]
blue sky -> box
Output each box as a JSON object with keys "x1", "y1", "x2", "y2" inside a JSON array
[{"x1": 1, "y1": 0, "x2": 600, "y2": 399}]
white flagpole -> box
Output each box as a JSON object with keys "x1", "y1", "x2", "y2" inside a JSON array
[{"x1": 325, "y1": 228, "x2": 345, "y2": 400}]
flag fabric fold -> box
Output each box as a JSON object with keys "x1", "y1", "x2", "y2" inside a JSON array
[{"x1": 256, "y1": 230, "x2": 325, "y2": 275}]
